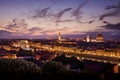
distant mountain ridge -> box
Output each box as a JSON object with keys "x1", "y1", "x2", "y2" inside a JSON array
[
  {"x1": 0, "y1": 30, "x2": 13, "y2": 39},
  {"x1": 0, "y1": 30, "x2": 11, "y2": 34},
  {"x1": 0, "y1": 30, "x2": 119, "y2": 39}
]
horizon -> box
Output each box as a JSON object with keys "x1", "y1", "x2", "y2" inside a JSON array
[{"x1": 0, "y1": 30, "x2": 119, "y2": 40}]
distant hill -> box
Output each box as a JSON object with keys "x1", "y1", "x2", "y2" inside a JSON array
[
  {"x1": 0, "y1": 30, "x2": 119, "y2": 39},
  {"x1": 0, "y1": 30, "x2": 11, "y2": 34},
  {"x1": 0, "y1": 30, "x2": 13, "y2": 38}
]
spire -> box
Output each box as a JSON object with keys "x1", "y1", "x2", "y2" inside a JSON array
[
  {"x1": 86, "y1": 34, "x2": 91, "y2": 42},
  {"x1": 58, "y1": 32, "x2": 61, "y2": 40},
  {"x1": 58, "y1": 32, "x2": 61, "y2": 43}
]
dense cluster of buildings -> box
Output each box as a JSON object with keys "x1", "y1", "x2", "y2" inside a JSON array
[
  {"x1": 83, "y1": 32, "x2": 104, "y2": 42},
  {"x1": 0, "y1": 32, "x2": 119, "y2": 65},
  {"x1": 0, "y1": 32, "x2": 120, "y2": 79},
  {"x1": 57, "y1": 32, "x2": 104, "y2": 43}
]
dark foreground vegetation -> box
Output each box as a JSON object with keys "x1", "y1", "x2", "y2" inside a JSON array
[{"x1": 0, "y1": 58, "x2": 120, "y2": 80}]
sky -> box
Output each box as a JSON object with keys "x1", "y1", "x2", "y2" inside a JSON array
[{"x1": 0, "y1": 0, "x2": 120, "y2": 39}]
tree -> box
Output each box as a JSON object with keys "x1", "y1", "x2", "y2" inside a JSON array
[
  {"x1": 42, "y1": 61, "x2": 67, "y2": 74},
  {"x1": 53, "y1": 53, "x2": 69, "y2": 65},
  {"x1": 18, "y1": 48, "x2": 33, "y2": 56},
  {"x1": 0, "y1": 58, "x2": 41, "y2": 80},
  {"x1": 54, "y1": 55, "x2": 84, "y2": 70}
]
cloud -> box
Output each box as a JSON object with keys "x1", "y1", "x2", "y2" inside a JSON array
[
  {"x1": 88, "y1": 20, "x2": 94, "y2": 24},
  {"x1": 0, "y1": 30, "x2": 119, "y2": 39},
  {"x1": 71, "y1": 1, "x2": 88, "y2": 21},
  {"x1": 0, "y1": 29, "x2": 45, "y2": 39},
  {"x1": 28, "y1": 27, "x2": 44, "y2": 36},
  {"x1": 4, "y1": 19, "x2": 28, "y2": 32},
  {"x1": 39, "y1": 27, "x2": 71, "y2": 35},
  {"x1": 103, "y1": 21, "x2": 110, "y2": 24},
  {"x1": 100, "y1": 3, "x2": 120, "y2": 20},
  {"x1": 30, "y1": 1, "x2": 88, "y2": 22},
  {"x1": 29, "y1": 1, "x2": 89, "y2": 25},
  {"x1": 71, "y1": 31, "x2": 87, "y2": 34},
  {"x1": 28, "y1": 27, "x2": 42, "y2": 32},
  {"x1": 56, "y1": 19, "x2": 74, "y2": 23},
  {"x1": 101, "y1": 23, "x2": 120, "y2": 30},
  {"x1": 32, "y1": 7, "x2": 51, "y2": 19},
  {"x1": 43, "y1": 29, "x2": 55, "y2": 33},
  {"x1": 78, "y1": 20, "x2": 94, "y2": 24},
  {"x1": 0, "y1": 30, "x2": 11, "y2": 34},
  {"x1": 100, "y1": 10, "x2": 120, "y2": 20},
  {"x1": 56, "y1": 27, "x2": 70, "y2": 31},
  {"x1": 55, "y1": 8, "x2": 72, "y2": 24},
  {"x1": 105, "y1": 3, "x2": 120, "y2": 10},
  {"x1": 0, "y1": 30, "x2": 27, "y2": 39},
  {"x1": 0, "y1": 30, "x2": 13, "y2": 39},
  {"x1": 30, "y1": 7, "x2": 73, "y2": 25}
]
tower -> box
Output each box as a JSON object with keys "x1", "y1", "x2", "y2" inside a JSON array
[
  {"x1": 86, "y1": 34, "x2": 91, "y2": 42},
  {"x1": 58, "y1": 32, "x2": 61, "y2": 43}
]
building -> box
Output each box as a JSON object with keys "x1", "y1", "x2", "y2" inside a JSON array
[
  {"x1": 11, "y1": 40, "x2": 32, "y2": 50},
  {"x1": 83, "y1": 32, "x2": 104, "y2": 42},
  {"x1": 57, "y1": 32, "x2": 66, "y2": 43},
  {"x1": 58, "y1": 32, "x2": 61, "y2": 43},
  {"x1": 35, "y1": 51, "x2": 56, "y2": 61},
  {"x1": 86, "y1": 34, "x2": 91, "y2": 42},
  {"x1": 96, "y1": 32, "x2": 104, "y2": 42},
  {"x1": 83, "y1": 60, "x2": 118, "y2": 73},
  {"x1": 83, "y1": 34, "x2": 91, "y2": 42},
  {"x1": 57, "y1": 32, "x2": 77, "y2": 44},
  {"x1": 10, "y1": 50, "x2": 17, "y2": 59}
]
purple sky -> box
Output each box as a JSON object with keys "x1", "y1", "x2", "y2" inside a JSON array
[{"x1": 0, "y1": 0, "x2": 120, "y2": 39}]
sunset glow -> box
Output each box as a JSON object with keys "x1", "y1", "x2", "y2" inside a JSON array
[{"x1": 0, "y1": 0, "x2": 120, "y2": 39}]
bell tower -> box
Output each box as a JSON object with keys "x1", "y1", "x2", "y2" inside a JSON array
[{"x1": 58, "y1": 32, "x2": 61, "y2": 43}]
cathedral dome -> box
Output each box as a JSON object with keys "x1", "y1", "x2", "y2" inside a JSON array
[{"x1": 96, "y1": 32, "x2": 104, "y2": 42}]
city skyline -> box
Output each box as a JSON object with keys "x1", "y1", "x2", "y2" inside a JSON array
[{"x1": 0, "y1": 0, "x2": 120, "y2": 39}]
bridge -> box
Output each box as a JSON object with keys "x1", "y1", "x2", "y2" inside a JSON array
[
  {"x1": 45, "y1": 48, "x2": 120, "y2": 65},
  {"x1": 65, "y1": 52, "x2": 120, "y2": 64},
  {"x1": 32, "y1": 45, "x2": 120, "y2": 65}
]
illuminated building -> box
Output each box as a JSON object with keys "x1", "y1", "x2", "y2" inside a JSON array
[
  {"x1": 57, "y1": 32, "x2": 77, "y2": 44},
  {"x1": 83, "y1": 32, "x2": 104, "y2": 42},
  {"x1": 35, "y1": 54, "x2": 41, "y2": 61},
  {"x1": 57, "y1": 32, "x2": 67, "y2": 42},
  {"x1": 58, "y1": 32, "x2": 61, "y2": 41},
  {"x1": 10, "y1": 50, "x2": 17, "y2": 59},
  {"x1": 20, "y1": 40, "x2": 29, "y2": 49},
  {"x1": 96, "y1": 32, "x2": 104, "y2": 42},
  {"x1": 11, "y1": 54, "x2": 17, "y2": 59},
  {"x1": 35, "y1": 51, "x2": 56, "y2": 61},
  {"x1": 86, "y1": 34, "x2": 91, "y2": 42},
  {"x1": 11, "y1": 40, "x2": 32, "y2": 50},
  {"x1": 83, "y1": 34, "x2": 91, "y2": 42},
  {"x1": 58, "y1": 32, "x2": 61, "y2": 43}
]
